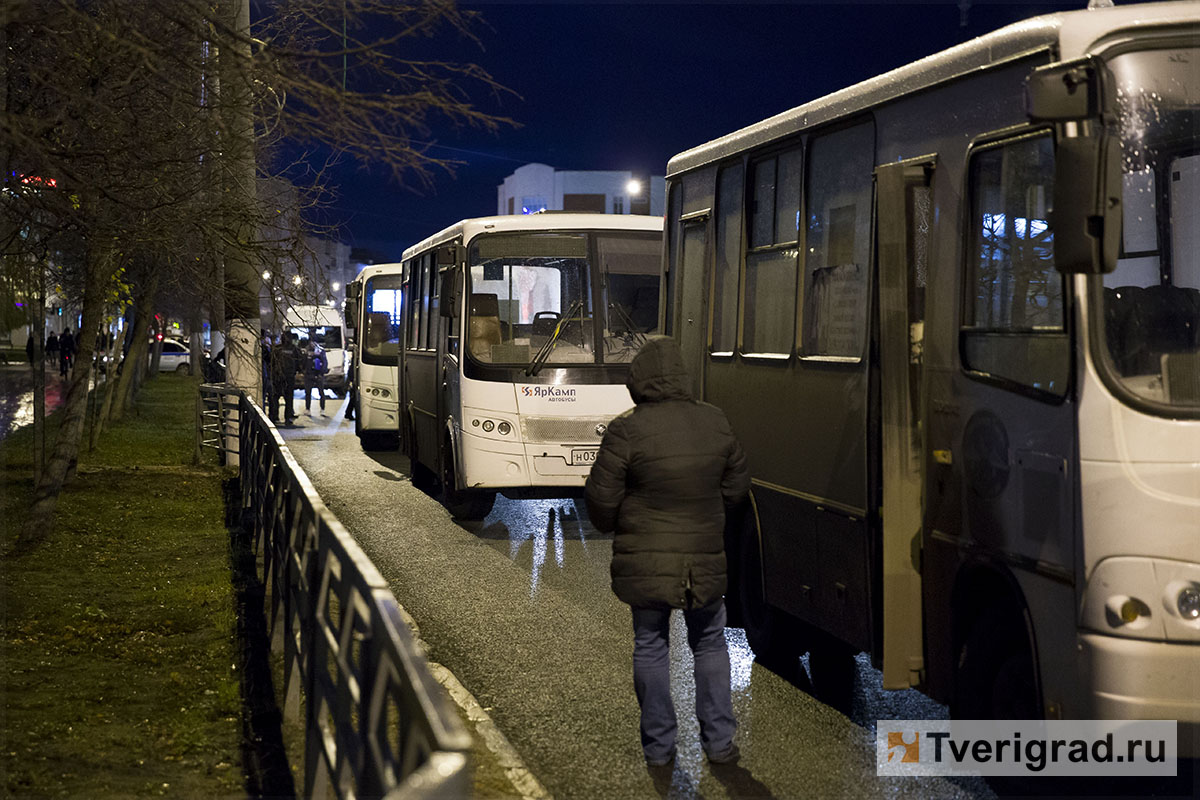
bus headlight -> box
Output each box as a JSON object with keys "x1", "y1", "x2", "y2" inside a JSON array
[
  {"x1": 498, "y1": 421, "x2": 511, "y2": 435},
  {"x1": 1174, "y1": 586, "x2": 1200, "y2": 621},
  {"x1": 1082, "y1": 557, "x2": 1200, "y2": 642},
  {"x1": 482, "y1": 420, "x2": 495, "y2": 432}
]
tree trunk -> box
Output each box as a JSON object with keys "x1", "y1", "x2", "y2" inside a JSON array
[
  {"x1": 92, "y1": 322, "x2": 119, "y2": 448},
  {"x1": 30, "y1": 287, "x2": 46, "y2": 481},
  {"x1": 110, "y1": 275, "x2": 157, "y2": 422},
  {"x1": 17, "y1": 250, "x2": 110, "y2": 552}
]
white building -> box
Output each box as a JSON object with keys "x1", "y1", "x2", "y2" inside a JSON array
[{"x1": 497, "y1": 163, "x2": 665, "y2": 217}]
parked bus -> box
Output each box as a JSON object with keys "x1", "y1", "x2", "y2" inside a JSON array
[
  {"x1": 345, "y1": 263, "x2": 404, "y2": 450},
  {"x1": 400, "y1": 213, "x2": 663, "y2": 520},
  {"x1": 663, "y1": 0, "x2": 1199, "y2": 745}
]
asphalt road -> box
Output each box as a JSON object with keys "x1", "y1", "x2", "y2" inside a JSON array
[{"x1": 278, "y1": 396, "x2": 993, "y2": 800}]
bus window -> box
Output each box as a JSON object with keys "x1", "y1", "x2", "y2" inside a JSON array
[
  {"x1": 597, "y1": 232, "x2": 662, "y2": 363},
  {"x1": 712, "y1": 163, "x2": 744, "y2": 355},
  {"x1": 1100, "y1": 47, "x2": 1200, "y2": 408},
  {"x1": 363, "y1": 274, "x2": 402, "y2": 365},
  {"x1": 743, "y1": 148, "x2": 801, "y2": 355},
  {"x1": 801, "y1": 122, "x2": 873, "y2": 359},
  {"x1": 961, "y1": 132, "x2": 1067, "y2": 396}
]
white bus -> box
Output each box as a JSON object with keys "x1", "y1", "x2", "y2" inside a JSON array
[
  {"x1": 280, "y1": 304, "x2": 348, "y2": 394},
  {"x1": 345, "y1": 263, "x2": 404, "y2": 450},
  {"x1": 401, "y1": 213, "x2": 663, "y2": 519},
  {"x1": 663, "y1": 0, "x2": 1199, "y2": 748}
]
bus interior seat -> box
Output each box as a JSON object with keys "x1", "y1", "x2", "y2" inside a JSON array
[
  {"x1": 532, "y1": 311, "x2": 560, "y2": 339},
  {"x1": 469, "y1": 293, "x2": 502, "y2": 361}
]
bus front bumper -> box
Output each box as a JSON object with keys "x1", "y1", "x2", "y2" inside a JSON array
[
  {"x1": 460, "y1": 434, "x2": 594, "y2": 490},
  {"x1": 1079, "y1": 632, "x2": 1200, "y2": 758}
]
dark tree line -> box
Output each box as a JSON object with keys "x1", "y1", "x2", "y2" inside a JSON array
[{"x1": 1, "y1": 0, "x2": 511, "y2": 548}]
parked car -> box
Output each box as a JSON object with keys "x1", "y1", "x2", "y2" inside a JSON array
[{"x1": 153, "y1": 338, "x2": 192, "y2": 374}]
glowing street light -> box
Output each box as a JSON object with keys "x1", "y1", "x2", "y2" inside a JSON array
[{"x1": 626, "y1": 179, "x2": 642, "y2": 196}]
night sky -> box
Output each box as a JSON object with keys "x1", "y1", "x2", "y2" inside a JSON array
[{"x1": 325, "y1": 1, "x2": 1154, "y2": 261}]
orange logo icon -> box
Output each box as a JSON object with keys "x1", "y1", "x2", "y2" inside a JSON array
[{"x1": 887, "y1": 731, "x2": 920, "y2": 763}]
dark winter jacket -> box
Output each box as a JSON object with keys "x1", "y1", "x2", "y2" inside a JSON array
[{"x1": 585, "y1": 337, "x2": 750, "y2": 610}]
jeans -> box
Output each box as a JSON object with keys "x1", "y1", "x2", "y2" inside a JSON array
[
  {"x1": 631, "y1": 600, "x2": 736, "y2": 762},
  {"x1": 304, "y1": 374, "x2": 326, "y2": 411}
]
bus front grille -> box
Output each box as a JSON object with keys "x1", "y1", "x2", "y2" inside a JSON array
[{"x1": 521, "y1": 416, "x2": 611, "y2": 444}]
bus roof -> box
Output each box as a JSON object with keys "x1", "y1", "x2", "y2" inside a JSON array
[
  {"x1": 400, "y1": 213, "x2": 663, "y2": 261},
  {"x1": 666, "y1": 1, "x2": 1199, "y2": 178}
]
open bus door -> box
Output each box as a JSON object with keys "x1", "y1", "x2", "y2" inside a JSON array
[{"x1": 875, "y1": 158, "x2": 933, "y2": 689}]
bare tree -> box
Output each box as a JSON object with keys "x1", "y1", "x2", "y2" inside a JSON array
[{"x1": 3, "y1": 0, "x2": 512, "y2": 550}]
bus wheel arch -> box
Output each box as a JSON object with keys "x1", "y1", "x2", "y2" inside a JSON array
[
  {"x1": 735, "y1": 492, "x2": 804, "y2": 674},
  {"x1": 439, "y1": 431, "x2": 494, "y2": 521},
  {"x1": 951, "y1": 563, "x2": 1042, "y2": 720}
]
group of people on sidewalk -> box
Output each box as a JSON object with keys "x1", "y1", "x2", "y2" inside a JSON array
[
  {"x1": 260, "y1": 330, "x2": 330, "y2": 424},
  {"x1": 25, "y1": 328, "x2": 78, "y2": 377}
]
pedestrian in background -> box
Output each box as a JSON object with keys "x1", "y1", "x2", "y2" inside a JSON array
[
  {"x1": 261, "y1": 331, "x2": 276, "y2": 418},
  {"x1": 585, "y1": 337, "x2": 750, "y2": 768},
  {"x1": 271, "y1": 331, "x2": 299, "y2": 423},
  {"x1": 45, "y1": 332, "x2": 59, "y2": 366},
  {"x1": 58, "y1": 328, "x2": 75, "y2": 377},
  {"x1": 344, "y1": 339, "x2": 356, "y2": 421},
  {"x1": 302, "y1": 339, "x2": 328, "y2": 414}
]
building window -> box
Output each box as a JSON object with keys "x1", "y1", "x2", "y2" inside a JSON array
[
  {"x1": 613, "y1": 196, "x2": 624, "y2": 214},
  {"x1": 520, "y1": 196, "x2": 548, "y2": 214},
  {"x1": 802, "y1": 122, "x2": 873, "y2": 359}
]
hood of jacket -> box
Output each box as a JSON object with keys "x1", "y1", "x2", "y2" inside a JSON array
[{"x1": 627, "y1": 337, "x2": 692, "y2": 404}]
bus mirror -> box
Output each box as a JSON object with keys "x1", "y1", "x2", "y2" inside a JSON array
[
  {"x1": 345, "y1": 297, "x2": 359, "y2": 326},
  {"x1": 439, "y1": 268, "x2": 461, "y2": 317},
  {"x1": 1049, "y1": 132, "x2": 1121, "y2": 274},
  {"x1": 1026, "y1": 57, "x2": 1109, "y2": 122},
  {"x1": 437, "y1": 245, "x2": 458, "y2": 265}
]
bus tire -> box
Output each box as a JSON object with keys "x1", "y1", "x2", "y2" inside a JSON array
[
  {"x1": 738, "y1": 514, "x2": 801, "y2": 674},
  {"x1": 953, "y1": 607, "x2": 1039, "y2": 721},
  {"x1": 440, "y1": 440, "x2": 495, "y2": 520}
]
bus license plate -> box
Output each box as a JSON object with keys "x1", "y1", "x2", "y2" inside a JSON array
[{"x1": 571, "y1": 448, "x2": 598, "y2": 466}]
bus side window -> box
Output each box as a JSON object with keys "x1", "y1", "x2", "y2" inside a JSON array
[
  {"x1": 801, "y1": 122, "x2": 874, "y2": 359},
  {"x1": 743, "y1": 148, "x2": 801, "y2": 355},
  {"x1": 961, "y1": 132, "x2": 1068, "y2": 397},
  {"x1": 712, "y1": 163, "x2": 743, "y2": 355}
]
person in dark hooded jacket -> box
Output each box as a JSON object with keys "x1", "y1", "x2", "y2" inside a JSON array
[{"x1": 585, "y1": 336, "x2": 750, "y2": 768}]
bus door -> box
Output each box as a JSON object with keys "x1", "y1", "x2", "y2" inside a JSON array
[
  {"x1": 437, "y1": 247, "x2": 461, "y2": 476},
  {"x1": 403, "y1": 252, "x2": 440, "y2": 468},
  {"x1": 676, "y1": 210, "x2": 711, "y2": 394},
  {"x1": 946, "y1": 131, "x2": 1078, "y2": 714},
  {"x1": 875, "y1": 158, "x2": 934, "y2": 689}
]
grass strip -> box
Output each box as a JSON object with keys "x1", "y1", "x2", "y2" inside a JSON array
[{"x1": 1, "y1": 374, "x2": 244, "y2": 798}]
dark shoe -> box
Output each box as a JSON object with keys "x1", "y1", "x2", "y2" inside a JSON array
[
  {"x1": 645, "y1": 749, "x2": 675, "y2": 768},
  {"x1": 706, "y1": 744, "x2": 740, "y2": 765}
]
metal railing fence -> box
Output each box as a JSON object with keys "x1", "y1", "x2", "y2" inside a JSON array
[{"x1": 199, "y1": 384, "x2": 471, "y2": 799}]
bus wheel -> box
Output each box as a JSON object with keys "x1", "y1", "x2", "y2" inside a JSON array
[
  {"x1": 953, "y1": 608, "x2": 1039, "y2": 720},
  {"x1": 440, "y1": 441, "x2": 495, "y2": 521},
  {"x1": 738, "y1": 519, "x2": 801, "y2": 674}
]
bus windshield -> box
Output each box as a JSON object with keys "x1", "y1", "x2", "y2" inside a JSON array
[
  {"x1": 1100, "y1": 47, "x2": 1200, "y2": 409},
  {"x1": 363, "y1": 274, "x2": 403, "y2": 366},
  {"x1": 466, "y1": 230, "x2": 660, "y2": 366}
]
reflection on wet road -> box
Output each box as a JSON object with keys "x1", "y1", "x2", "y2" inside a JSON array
[
  {"x1": 0, "y1": 366, "x2": 68, "y2": 439},
  {"x1": 281, "y1": 410, "x2": 994, "y2": 800}
]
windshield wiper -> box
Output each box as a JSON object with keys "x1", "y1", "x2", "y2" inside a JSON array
[
  {"x1": 603, "y1": 264, "x2": 647, "y2": 350},
  {"x1": 526, "y1": 298, "x2": 582, "y2": 377}
]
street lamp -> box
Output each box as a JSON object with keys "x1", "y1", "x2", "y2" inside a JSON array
[{"x1": 626, "y1": 179, "x2": 642, "y2": 196}]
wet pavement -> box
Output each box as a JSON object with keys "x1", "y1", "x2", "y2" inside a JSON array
[
  {"x1": 0, "y1": 363, "x2": 70, "y2": 439},
  {"x1": 277, "y1": 398, "x2": 994, "y2": 800}
]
